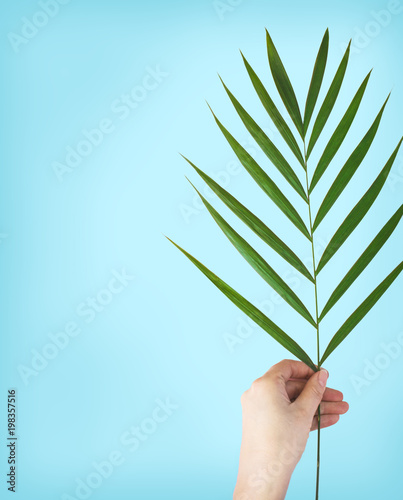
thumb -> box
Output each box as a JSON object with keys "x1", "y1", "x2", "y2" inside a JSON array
[{"x1": 295, "y1": 368, "x2": 328, "y2": 417}]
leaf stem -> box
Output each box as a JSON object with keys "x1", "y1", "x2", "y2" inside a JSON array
[{"x1": 303, "y1": 140, "x2": 321, "y2": 500}]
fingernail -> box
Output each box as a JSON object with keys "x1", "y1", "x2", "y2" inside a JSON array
[{"x1": 318, "y1": 368, "x2": 328, "y2": 387}]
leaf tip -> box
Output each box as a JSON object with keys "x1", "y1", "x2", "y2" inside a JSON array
[
  {"x1": 186, "y1": 176, "x2": 202, "y2": 198},
  {"x1": 205, "y1": 100, "x2": 214, "y2": 116},
  {"x1": 180, "y1": 154, "x2": 195, "y2": 169},
  {"x1": 218, "y1": 73, "x2": 226, "y2": 89},
  {"x1": 265, "y1": 28, "x2": 274, "y2": 46}
]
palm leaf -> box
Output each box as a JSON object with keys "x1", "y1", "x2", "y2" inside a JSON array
[
  {"x1": 167, "y1": 237, "x2": 316, "y2": 370},
  {"x1": 319, "y1": 205, "x2": 403, "y2": 321},
  {"x1": 187, "y1": 179, "x2": 316, "y2": 326},
  {"x1": 266, "y1": 29, "x2": 304, "y2": 137},
  {"x1": 320, "y1": 262, "x2": 403, "y2": 364},
  {"x1": 241, "y1": 53, "x2": 305, "y2": 167},
  {"x1": 307, "y1": 41, "x2": 351, "y2": 158},
  {"x1": 313, "y1": 95, "x2": 390, "y2": 231},
  {"x1": 182, "y1": 156, "x2": 314, "y2": 282},
  {"x1": 219, "y1": 77, "x2": 307, "y2": 201},
  {"x1": 316, "y1": 138, "x2": 403, "y2": 274},
  {"x1": 173, "y1": 28, "x2": 401, "y2": 499},
  {"x1": 304, "y1": 29, "x2": 329, "y2": 136},
  {"x1": 309, "y1": 71, "x2": 371, "y2": 193},
  {"x1": 209, "y1": 106, "x2": 311, "y2": 239}
]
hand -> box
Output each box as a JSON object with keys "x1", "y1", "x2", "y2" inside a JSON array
[{"x1": 233, "y1": 359, "x2": 349, "y2": 500}]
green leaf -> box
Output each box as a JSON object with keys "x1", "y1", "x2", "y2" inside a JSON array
[
  {"x1": 320, "y1": 261, "x2": 403, "y2": 364},
  {"x1": 319, "y1": 205, "x2": 403, "y2": 321},
  {"x1": 182, "y1": 156, "x2": 314, "y2": 283},
  {"x1": 307, "y1": 41, "x2": 351, "y2": 158},
  {"x1": 304, "y1": 29, "x2": 329, "y2": 136},
  {"x1": 187, "y1": 180, "x2": 317, "y2": 327},
  {"x1": 219, "y1": 77, "x2": 307, "y2": 201},
  {"x1": 316, "y1": 138, "x2": 403, "y2": 274},
  {"x1": 241, "y1": 53, "x2": 305, "y2": 168},
  {"x1": 266, "y1": 30, "x2": 304, "y2": 138},
  {"x1": 309, "y1": 71, "x2": 372, "y2": 193},
  {"x1": 167, "y1": 237, "x2": 317, "y2": 370},
  {"x1": 208, "y1": 107, "x2": 311, "y2": 240},
  {"x1": 313, "y1": 95, "x2": 390, "y2": 231}
]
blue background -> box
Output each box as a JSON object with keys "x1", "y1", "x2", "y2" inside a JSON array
[{"x1": 1, "y1": 0, "x2": 402, "y2": 499}]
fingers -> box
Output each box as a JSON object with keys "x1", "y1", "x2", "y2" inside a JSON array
[
  {"x1": 293, "y1": 368, "x2": 329, "y2": 417},
  {"x1": 311, "y1": 414, "x2": 340, "y2": 431},
  {"x1": 286, "y1": 379, "x2": 344, "y2": 402},
  {"x1": 310, "y1": 401, "x2": 349, "y2": 430},
  {"x1": 265, "y1": 359, "x2": 315, "y2": 384},
  {"x1": 314, "y1": 400, "x2": 349, "y2": 416}
]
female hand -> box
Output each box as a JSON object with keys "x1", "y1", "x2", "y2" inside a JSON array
[{"x1": 234, "y1": 359, "x2": 349, "y2": 499}]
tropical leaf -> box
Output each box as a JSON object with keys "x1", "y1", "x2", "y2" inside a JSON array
[
  {"x1": 167, "y1": 237, "x2": 316, "y2": 370},
  {"x1": 187, "y1": 179, "x2": 316, "y2": 326},
  {"x1": 316, "y1": 138, "x2": 403, "y2": 274},
  {"x1": 304, "y1": 29, "x2": 329, "y2": 136},
  {"x1": 173, "y1": 29, "x2": 401, "y2": 381},
  {"x1": 208, "y1": 106, "x2": 311, "y2": 239},
  {"x1": 241, "y1": 53, "x2": 305, "y2": 168},
  {"x1": 172, "y1": 28, "x2": 402, "y2": 499},
  {"x1": 319, "y1": 205, "x2": 403, "y2": 321},
  {"x1": 219, "y1": 77, "x2": 307, "y2": 201},
  {"x1": 266, "y1": 29, "x2": 304, "y2": 137},
  {"x1": 182, "y1": 155, "x2": 314, "y2": 282},
  {"x1": 313, "y1": 95, "x2": 390, "y2": 231},
  {"x1": 307, "y1": 41, "x2": 351, "y2": 158},
  {"x1": 309, "y1": 71, "x2": 372, "y2": 193},
  {"x1": 320, "y1": 262, "x2": 403, "y2": 364}
]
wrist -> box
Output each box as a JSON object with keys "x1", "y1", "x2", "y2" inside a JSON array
[
  {"x1": 234, "y1": 451, "x2": 295, "y2": 500},
  {"x1": 234, "y1": 472, "x2": 292, "y2": 500}
]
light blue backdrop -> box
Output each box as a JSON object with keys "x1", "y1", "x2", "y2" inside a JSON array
[{"x1": 1, "y1": 1, "x2": 402, "y2": 499}]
